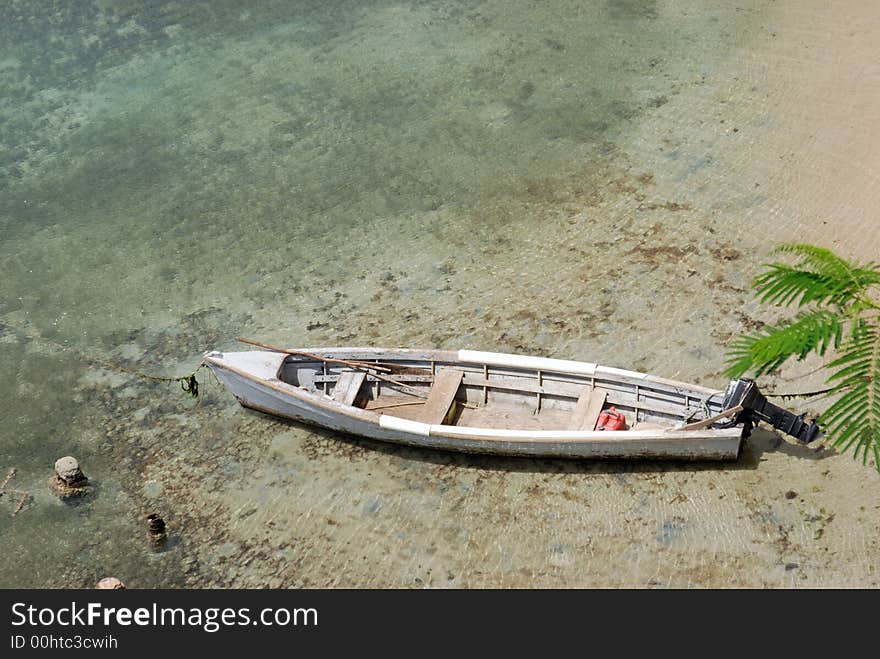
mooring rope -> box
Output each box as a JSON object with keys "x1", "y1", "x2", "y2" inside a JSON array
[
  {"x1": 764, "y1": 386, "x2": 836, "y2": 400},
  {"x1": 1, "y1": 318, "x2": 208, "y2": 399},
  {"x1": 103, "y1": 361, "x2": 208, "y2": 398}
]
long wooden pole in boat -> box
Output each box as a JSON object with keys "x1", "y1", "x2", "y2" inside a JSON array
[
  {"x1": 235, "y1": 337, "x2": 478, "y2": 409},
  {"x1": 236, "y1": 337, "x2": 427, "y2": 396},
  {"x1": 236, "y1": 337, "x2": 392, "y2": 372}
]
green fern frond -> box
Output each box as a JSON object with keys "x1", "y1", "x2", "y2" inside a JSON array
[
  {"x1": 754, "y1": 245, "x2": 880, "y2": 309},
  {"x1": 724, "y1": 310, "x2": 843, "y2": 378},
  {"x1": 771, "y1": 243, "x2": 880, "y2": 282},
  {"x1": 755, "y1": 265, "x2": 867, "y2": 308},
  {"x1": 821, "y1": 324, "x2": 880, "y2": 469},
  {"x1": 826, "y1": 323, "x2": 879, "y2": 387}
]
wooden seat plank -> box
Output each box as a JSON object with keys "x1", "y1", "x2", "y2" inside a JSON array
[
  {"x1": 569, "y1": 386, "x2": 608, "y2": 430},
  {"x1": 418, "y1": 369, "x2": 464, "y2": 424},
  {"x1": 333, "y1": 371, "x2": 367, "y2": 407}
]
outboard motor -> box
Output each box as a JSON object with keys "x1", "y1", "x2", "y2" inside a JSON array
[{"x1": 720, "y1": 378, "x2": 822, "y2": 443}]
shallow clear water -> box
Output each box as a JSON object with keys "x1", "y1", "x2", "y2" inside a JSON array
[{"x1": 2, "y1": 1, "x2": 878, "y2": 588}]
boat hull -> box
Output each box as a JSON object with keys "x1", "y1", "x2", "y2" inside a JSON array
[{"x1": 205, "y1": 350, "x2": 743, "y2": 460}]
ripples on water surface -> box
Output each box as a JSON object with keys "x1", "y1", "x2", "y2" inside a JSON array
[{"x1": 1, "y1": 1, "x2": 878, "y2": 587}]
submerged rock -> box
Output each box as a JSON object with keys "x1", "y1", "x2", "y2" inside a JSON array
[
  {"x1": 49, "y1": 456, "x2": 90, "y2": 499},
  {"x1": 146, "y1": 513, "x2": 168, "y2": 548}
]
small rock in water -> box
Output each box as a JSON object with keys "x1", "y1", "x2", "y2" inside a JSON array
[
  {"x1": 55, "y1": 457, "x2": 81, "y2": 482},
  {"x1": 146, "y1": 513, "x2": 168, "y2": 548},
  {"x1": 96, "y1": 577, "x2": 126, "y2": 589},
  {"x1": 49, "y1": 456, "x2": 90, "y2": 499}
]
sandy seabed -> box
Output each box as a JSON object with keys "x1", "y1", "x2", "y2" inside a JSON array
[{"x1": 0, "y1": 1, "x2": 877, "y2": 587}]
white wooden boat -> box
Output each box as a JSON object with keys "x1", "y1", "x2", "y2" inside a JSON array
[{"x1": 201, "y1": 343, "x2": 794, "y2": 460}]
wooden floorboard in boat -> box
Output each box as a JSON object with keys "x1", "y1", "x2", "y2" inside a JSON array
[
  {"x1": 570, "y1": 387, "x2": 608, "y2": 431},
  {"x1": 418, "y1": 369, "x2": 464, "y2": 424},
  {"x1": 332, "y1": 371, "x2": 366, "y2": 407}
]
